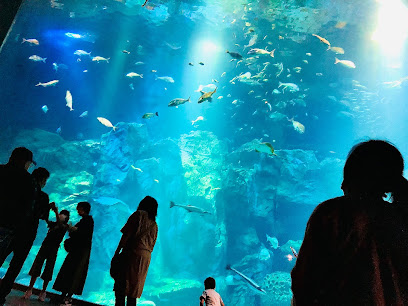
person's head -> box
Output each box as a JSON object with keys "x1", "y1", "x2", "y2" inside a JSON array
[
  {"x1": 59, "y1": 209, "x2": 70, "y2": 223},
  {"x1": 8, "y1": 147, "x2": 36, "y2": 170},
  {"x1": 204, "y1": 277, "x2": 216, "y2": 290},
  {"x1": 341, "y1": 140, "x2": 407, "y2": 201},
  {"x1": 137, "y1": 196, "x2": 158, "y2": 221},
  {"x1": 77, "y1": 202, "x2": 91, "y2": 216},
  {"x1": 32, "y1": 167, "x2": 50, "y2": 188}
]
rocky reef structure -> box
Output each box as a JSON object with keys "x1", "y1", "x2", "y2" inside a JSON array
[{"x1": 0, "y1": 124, "x2": 344, "y2": 305}]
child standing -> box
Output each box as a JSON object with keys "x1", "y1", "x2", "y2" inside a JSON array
[
  {"x1": 200, "y1": 277, "x2": 225, "y2": 306},
  {"x1": 24, "y1": 204, "x2": 70, "y2": 302}
]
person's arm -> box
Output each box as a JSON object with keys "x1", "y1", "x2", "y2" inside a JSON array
[
  {"x1": 199, "y1": 297, "x2": 205, "y2": 306},
  {"x1": 115, "y1": 212, "x2": 140, "y2": 255},
  {"x1": 291, "y1": 204, "x2": 333, "y2": 304},
  {"x1": 115, "y1": 233, "x2": 131, "y2": 255}
]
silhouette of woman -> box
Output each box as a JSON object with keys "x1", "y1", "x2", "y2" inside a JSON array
[{"x1": 291, "y1": 140, "x2": 408, "y2": 305}]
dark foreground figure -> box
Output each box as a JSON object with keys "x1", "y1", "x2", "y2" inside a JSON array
[
  {"x1": 113, "y1": 196, "x2": 158, "y2": 306},
  {"x1": 53, "y1": 202, "x2": 94, "y2": 305},
  {"x1": 291, "y1": 140, "x2": 408, "y2": 305}
]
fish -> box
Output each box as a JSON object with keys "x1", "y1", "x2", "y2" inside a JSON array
[
  {"x1": 226, "y1": 50, "x2": 243, "y2": 59},
  {"x1": 155, "y1": 76, "x2": 175, "y2": 83},
  {"x1": 247, "y1": 48, "x2": 275, "y2": 57},
  {"x1": 56, "y1": 127, "x2": 62, "y2": 134},
  {"x1": 334, "y1": 57, "x2": 356, "y2": 68},
  {"x1": 198, "y1": 87, "x2": 217, "y2": 103},
  {"x1": 65, "y1": 32, "x2": 82, "y2": 39},
  {"x1": 151, "y1": 70, "x2": 157, "y2": 73},
  {"x1": 265, "y1": 101, "x2": 272, "y2": 111},
  {"x1": 278, "y1": 81, "x2": 299, "y2": 93},
  {"x1": 288, "y1": 117, "x2": 305, "y2": 134},
  {"x1": 142, "y1": 112, "x2": 159, "y2": 119},
  {"x1": 293, "y1": 67, "x2": 302, "y2": 73},
  {"x1": 266, "y1": 234, "x2": 279, "y2": 248},
  {"x1": 131, "y1": 165, "x2": 143, "y2": 172},
  {"x1": 129, "y1": 83, "x2": 134, "y2": 90},
  {"x1": 217, "y1": 96, "x2": 223, "y2": 100},
  {"x1": 306, "y1": 52, "x2": 312, "y2": 56},
  {"x1": 41, "y1": 105, "x2": 48, "y2": 113},
  {"x1": 22, "y1": 38, "x2": 39, "y2": 45},
  {"x1": 212, "y1": 79, "x2": 219, "y2": 83},
  {"x1": 231, "y1": 19, "x2": 236, "y2": 24},
  {"x1": 290, "y1": 246, "x2": 298, "y2": 258},
  {"x1": 312, "y1": 34, "x2": 331, "y2": 50},
  {"x1": 126, "y1": 72, "x2": 143, "y2": 78},
  {"x1": 29, "y1": 55, "x2": 46, "y2": 62},
  {"x1": 244, "y1": 34, "x2": 258, "y2": 49},
  {"x1": 122, "y1": 50, "x2": 130, "y2": 54},
  {"x1": 169, "y1": 201, "x2": 211, "y2": 215},
  {"x1": 74, "y1": 50, "x2": 91, "y2": 57},
  {"x1": 164, "y1": 42, "x2": 181, "y2": 50},
  {"x1": 79, "y1": 111, "x2": 88, "y2": 118},
  {"x1": 142, "y1": 0, "x2": 149, "y2": 6},
  {"x1": 226, "y1": 265, "x2": 267, "y2": 294},
  {"x1": 154, "y1": 179, "x2": 159, "y2": 183},
  {"x1": 254, "y1": 142, "x2": 277, "y2": 156},
  {"x1": 329, "y1": 46, "x2": 345, "y2": 54},
  {"x1": 53, "y1": 63, "x2": 68, "y2": 71},
  {"x1": 189, "y1": 62, "x2": 194, "y2": 66},
  {"x1": 97, "y1": 117, "x2": 116, "y2": 130},
  {"x1": 192, "y1": 116, "x2": 204, "y2": 125},
  {"x1": 168, "y1": 97, "x2": 190, "y2": 107},
  {"x1": 35, "y1": 80, "x2": 59, "y2": 87},
  {"x1": 134, "y1": 61, "x2": 145, "y2": 65},
  {"x1": 92, "y1": 56, "x2": 110, "y2": 63},
  {"x1": 335, "y1": 21, "x2": 347, "y2": 29},
  {"x1": 65, "y1": 90, "x2": 73, "y2": 111},
  {"x1": 199, "y1": 62, "x2": 204, "y2": 65}
]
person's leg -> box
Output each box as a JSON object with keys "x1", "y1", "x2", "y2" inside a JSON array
[
  {"x1": 0, "y1": 236, "x2": 33, "y2": 301},
  {"x1": 126, "y1": 296, "x2": 137, "y2": 306},
  {"x1": 0, "y1": 227, "x2": 14, "y2": 267},
  {"x1": 115, "y1": 291, "x2": 126, "y2": 306},
  {"x1": 23, "y1": 275, "x2": 37, "y2": 299}
]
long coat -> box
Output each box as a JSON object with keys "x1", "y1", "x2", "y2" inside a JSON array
[{"x1": 53, "y1": 215, "x2": 94, "y2": 295}]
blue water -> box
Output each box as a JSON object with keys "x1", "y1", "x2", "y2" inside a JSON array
[{"x1": 1, "y1": 0, "x2": 408, "y2": 305}]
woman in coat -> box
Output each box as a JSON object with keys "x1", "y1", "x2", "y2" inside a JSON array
[
  {"x1": 113, "y1": 196, "x2": 158, "y2": 306},
  {"x1": 53, "y1": 202, "x2": 94, "y2": 305}
]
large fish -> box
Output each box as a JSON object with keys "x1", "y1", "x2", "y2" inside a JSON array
[
  {"x1": 168, "y1": 97, "x2": 190, "y2": 107},
  {"x1": 169, "y1": 201, "x2": 211, "y2": 215},
  {"x1": 198, "y1": 87, "x2": 217, "y2": 103},
  {"x1": 226, "y1": 265, "x2": 267, "y2": 294},
  {"x1": 65, "y1": 90, "x2": 73, "y2": 111}
]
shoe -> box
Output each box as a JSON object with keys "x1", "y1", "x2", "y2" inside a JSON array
[
  {"x1": 38, "y1": 291, "x2": 46, "y2": 302},
  {"x1": 23, "y1": 289, "x2": 32, "y2": 299}
]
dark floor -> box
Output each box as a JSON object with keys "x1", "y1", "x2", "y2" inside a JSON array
[{"x1": 3, "y1": 283, "x2": 101, "y2": 306}]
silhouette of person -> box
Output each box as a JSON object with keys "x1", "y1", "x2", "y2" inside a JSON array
[
  {"x1": 53, "y1": 202, "x2": 94, "y2": 305},
  {"x1": 291, "y1": 140, "x2": 408, "y2": 305},
  {"x1": 113, "y1": 196, "x2": 158, "y2": 306},
  {"x1": 0, "y1": 147, "x2": 36, "y2": 304},
  {"x1": 0, "y1": 167, "x2": 51, "y2": 303}
]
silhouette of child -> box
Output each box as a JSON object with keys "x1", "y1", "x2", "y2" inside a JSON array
[
  {"x1": 200, "y1": 277, "x2": 225, "y2": 306},
  {"x1": 24, "y1": 205, "x2": 70, "y2": 302}
]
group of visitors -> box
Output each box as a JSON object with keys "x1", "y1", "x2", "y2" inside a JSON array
[
  {"x1": 1, "y1": 139, "x2": 408, "y2": 306},
  {"x1": 0, "y1": 147, "x2": 94, "y2": 306}
]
